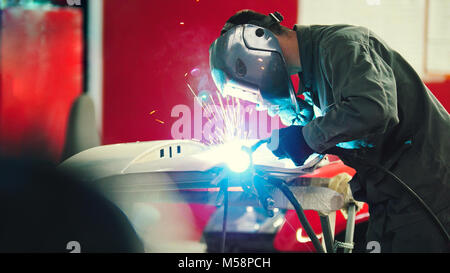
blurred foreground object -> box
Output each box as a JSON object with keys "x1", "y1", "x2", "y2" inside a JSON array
[
  {"x1": 62, "y1": 94, "x2": 101, "y2": 161},
  {"x1": 0, "y1": 156, "x2": 143, "y2": 253}
]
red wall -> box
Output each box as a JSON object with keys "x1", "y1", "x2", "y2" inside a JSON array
[
  {"x1": 103, "y1": 0, "x2": 298, "y2": 144},
  {"x1": 0, "y1": 8, "x2": 83, "y2": 161},
  {"x1": 426, "y1": 79, "x2": 450, "y2": 113}
]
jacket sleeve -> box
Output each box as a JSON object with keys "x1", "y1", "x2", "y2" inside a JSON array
[{"x1": 302, "y1": 40, "x2": 399, "y2": 153}]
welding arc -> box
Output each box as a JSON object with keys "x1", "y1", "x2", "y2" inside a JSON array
[{"x1": 271, "y1": 179, "x2": 326, "y2": 253}]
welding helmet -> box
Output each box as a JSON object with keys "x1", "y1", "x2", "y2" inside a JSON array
[{"x1": 209, "y1": 12, "x2": 302, "y2": 121}]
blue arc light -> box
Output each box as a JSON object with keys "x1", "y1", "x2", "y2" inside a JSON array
[{"x1": 221, "y1": 143, "x2": 251, "y2": 173}]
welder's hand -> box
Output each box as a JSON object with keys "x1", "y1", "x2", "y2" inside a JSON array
[
  {"x1": 267, "y1": 126, "x2": 315, "y2": 166},
  {"x1": 295, "y1": 97, "x2": 314, "y2": 126},
  {"x1": 327, "y1": 172, "x2": 365, "y2": 218}
]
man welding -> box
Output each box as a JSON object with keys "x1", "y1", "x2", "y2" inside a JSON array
[{"x1": 209, "y1": 10, "x2": 450, "y2": 252}]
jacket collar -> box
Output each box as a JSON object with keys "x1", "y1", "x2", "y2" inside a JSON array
[{"x1": 293, "y1": 24, "x2": 314, "y2": 94}]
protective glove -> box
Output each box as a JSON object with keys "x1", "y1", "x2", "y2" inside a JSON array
[
  {"x1": 267, "y1": 125, "x2": 315, "y2": 166},
  {"x1": 327, "y1": 172, "x2": 365, "y2": 219},
  {"x1": 295, "y1": 96, "x2": 314, "y2": 126},
  {"x1": 267, "y1": 97, "x2": 314, "y2": 127}
]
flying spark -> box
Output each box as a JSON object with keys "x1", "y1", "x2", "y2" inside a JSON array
[{"x1": 187, "y1": 82, "x2": 250, "y2": 145}]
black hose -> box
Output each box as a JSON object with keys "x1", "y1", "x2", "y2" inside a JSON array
[
  {"x1": 271, "y1": 179, "x2": 325, "y2": 253},
  {"x1": 367, "y1": 161, "x2": 450, "y2": 243},
  {"x1": 328, "y1": 146, "x2": 450, "y2": 244}
]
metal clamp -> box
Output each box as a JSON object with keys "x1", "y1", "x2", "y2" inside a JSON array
[{"x1": 333, "y1": 241, "x2": 354, "y2": 252}]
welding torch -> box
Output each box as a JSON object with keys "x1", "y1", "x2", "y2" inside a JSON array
[
  {"x1": 241, "y1": 138, "x2": 270, "y2": 159},
  {"x1": 239, "y1": 138, "x2": 276, "y2": 216}
]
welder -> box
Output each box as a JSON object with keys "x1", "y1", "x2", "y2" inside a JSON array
[{"x1": 209, "y1": 10, "x2": 450, "y2": 252}]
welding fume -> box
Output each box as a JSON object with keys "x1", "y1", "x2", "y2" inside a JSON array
[{"x1": 209, "y1": 10, "x2": 450, "y2": 253}]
